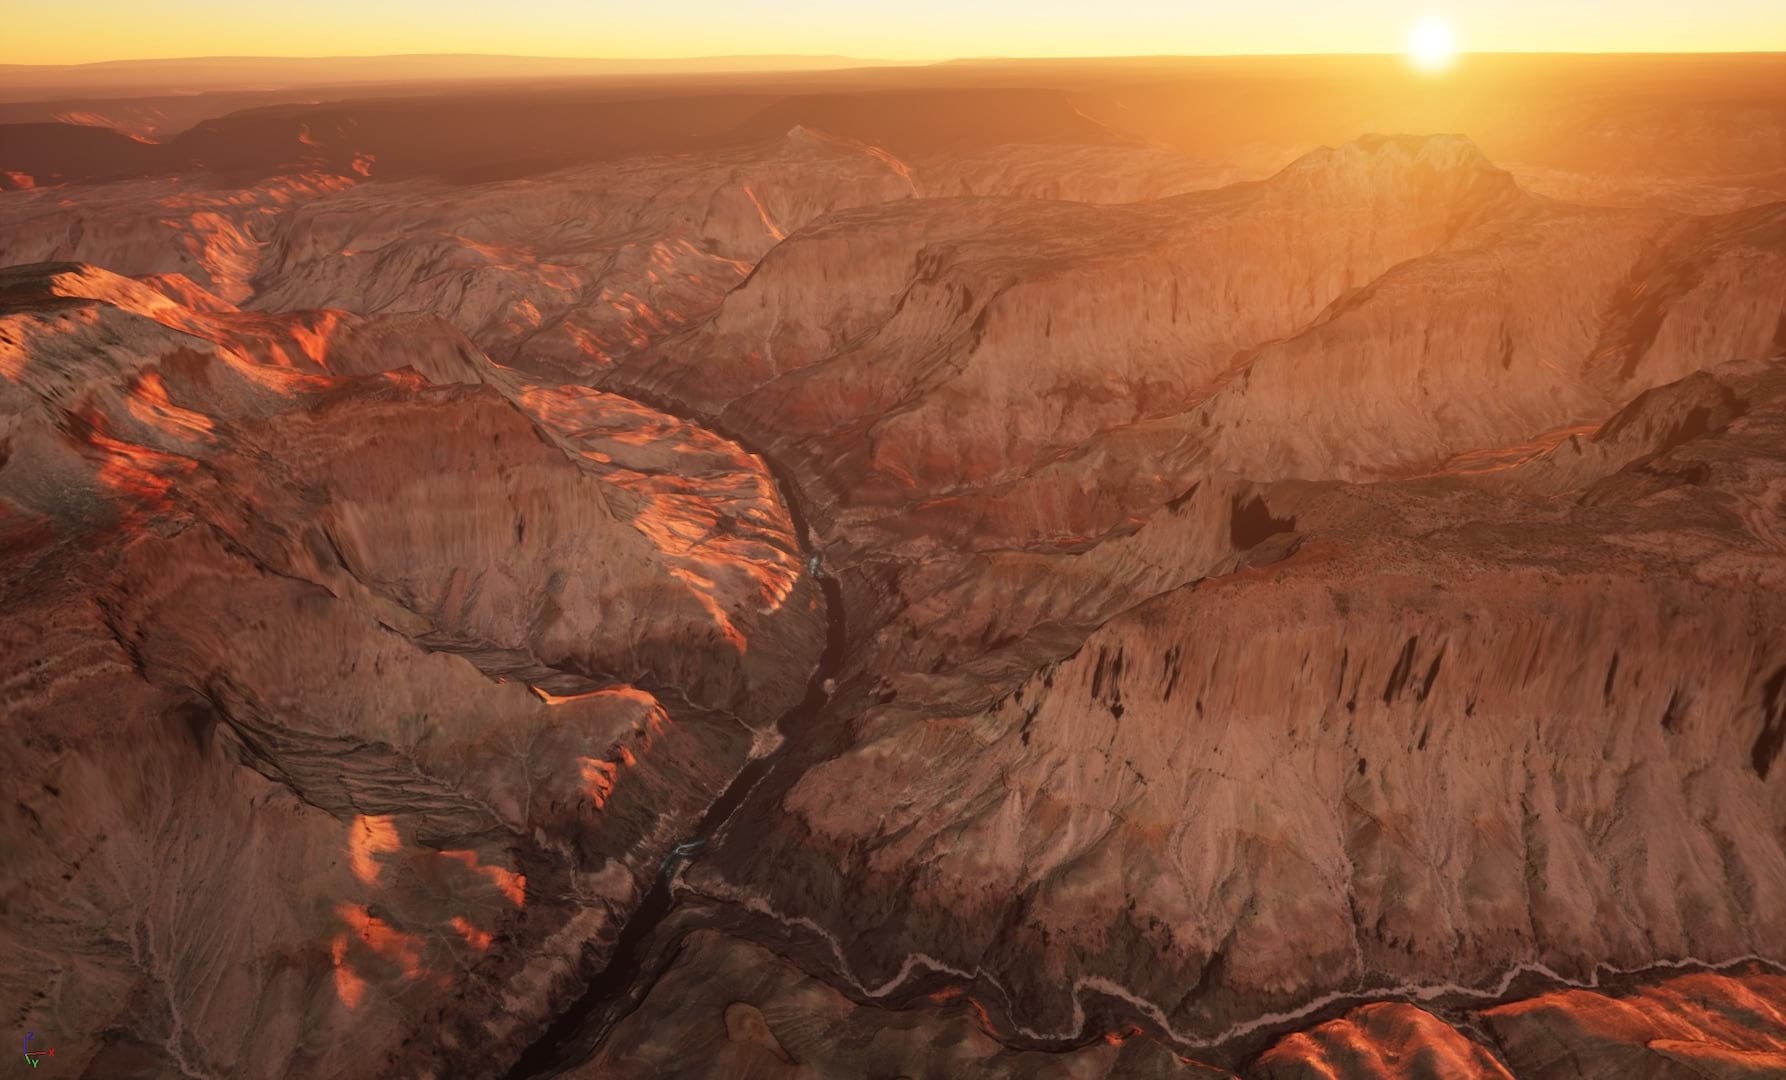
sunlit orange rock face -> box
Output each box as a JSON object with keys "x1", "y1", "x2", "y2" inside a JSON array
[
  {"x1": 0, "y1": 262, "x2": 821, "y2": 1076},
  {"x1": 1483, "y1": 968, "x2": 1786, "y2": 1079},
  {"x1": 0, "y1": 173, "x2": 356, "y2": 301},
  {"x1": 1255, "y1": 1003, "x2": 1514, "y2": 1079},
  {"x1": 3, "y1": 56, "x2": 1786, "y2": 1080}
]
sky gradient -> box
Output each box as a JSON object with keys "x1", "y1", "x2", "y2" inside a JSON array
[{"x1": 9, "y1": 1, "x2": 1786, "y2": 65}]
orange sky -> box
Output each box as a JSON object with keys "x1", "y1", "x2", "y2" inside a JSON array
[{"x1": 7, "y1": 1, "x2": 1786, "y2": 66}]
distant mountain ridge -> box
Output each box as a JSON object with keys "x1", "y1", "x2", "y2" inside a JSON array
[{"x1": 0, "y1": 53, "x2": 910, "y2": 101}]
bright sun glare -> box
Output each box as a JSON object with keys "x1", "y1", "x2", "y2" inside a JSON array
[{"x1": 1407, "y1": 14, "x2": 1460, "y2": 73}]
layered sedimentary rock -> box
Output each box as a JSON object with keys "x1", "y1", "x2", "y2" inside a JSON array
[
  {"x1": 0, "y1": 128, "x2": 1251, "y2": 386},
  {"x1": 0, "y1": 264, "x2": 822, "y2": 1076},
  {"x1": 1483, "y1": 966, "x2": 1786, "y2": 1079},
  {"x1": 0, "y1": 173, "x2": 356, "y2": 301},
  {"x1": 587, "y1": 135, "x2": 1786, "y2": 1066},
  {"x1": 0, "y1": 131, "x2": 916, "y2": 374},
  {"x1": 247, "y1": 128, "x2": 922, "y2": 380},
  {"x1": 2, "y1": 96, "x2": 1784, "y2": 1080},
  {"x1": 674, "y1": 420, "x2": 1786, "y2": 1054},
  {"x1": 1193, "y1": 201, "x2": 1786, "y2": 481},
  {"x1": 613, "y1": 135, "x2": 1786, "y2": 503},
  {"x1": 1254, "y1": 1003, "x2": 1513, "y2": 1079}
]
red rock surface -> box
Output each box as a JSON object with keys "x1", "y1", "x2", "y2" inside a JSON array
[
  {"x1": 1255, "y1": 1003, "x2": 1513, "y2": 1079},
  {"x1": 1483, "y1": 968, "x2": 1786, "y2": 1079},
  {"x1": 0, "y1": 263, "x2": 822, "y2": 1076},
  {"x1": 2, "y1": 58, "x2": 1784, "y2": 1080},
  {"x1": 600, "y1": 132, "x2": 1786, "y2": 1073}
]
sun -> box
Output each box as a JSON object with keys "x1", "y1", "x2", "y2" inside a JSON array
[{"x1": 1406, "y1": 14, "x2": 1460, "y2": 73}]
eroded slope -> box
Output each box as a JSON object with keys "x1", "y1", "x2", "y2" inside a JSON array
[{"x1": 0, "y1": 264, "x2": 824, "y2": 1077}]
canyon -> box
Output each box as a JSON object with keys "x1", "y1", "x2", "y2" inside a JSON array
[{"x1": 1, "y1": 53, "x2": 1784, "y2": 1079}]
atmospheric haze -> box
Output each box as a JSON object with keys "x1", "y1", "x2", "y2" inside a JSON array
[
  {"x1": 2, "y1": 12, "x2": 1786, "y2": 1080},
  {"x1": 5, "y1": 0, "x2": 1786, "y2": 64}
]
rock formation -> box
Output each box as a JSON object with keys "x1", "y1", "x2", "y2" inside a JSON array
[
  {"x1": 1, "y1": 59, "x2": 1783, "y2": 1078},
  {"x1": 0, "y1": 262, "x2": 822, "y2": 1076}
]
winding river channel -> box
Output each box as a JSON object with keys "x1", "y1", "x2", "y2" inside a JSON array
[{"x1": 506, "y1": 412, "x2": 849, "y2": 1078}]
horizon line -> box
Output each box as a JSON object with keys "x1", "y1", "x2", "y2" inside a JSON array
[{"x1": 5, "y1": 48, "x2": 1786, "y2": 69}]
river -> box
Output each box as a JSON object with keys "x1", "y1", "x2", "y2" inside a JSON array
[{"x1": 505, "y1": 407, "x2": 849, "y2": 1078}]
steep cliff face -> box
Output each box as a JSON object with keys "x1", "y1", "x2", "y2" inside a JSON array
[
  {"x1": 582, "y1": 136, "x2": 1786, "y2": 1068},
  {"x1": 619, "y1": 136, "x2": 1525, "y2": 469},
  {"x1": 566, "y1": 346, "x2": 1786, "y2": 1074},
  {"x1": 3, "y1": 109, "x2": 1784, "y2": 1080},
  {"x1": 1192, "y1": 201, "x2": 1786, "y2": 482},
  {"x1": 612, "y1": 137, "x2": 1785, "y2": 508},
  {"x1": 0, "y1": 264, "x2": 823, "y2": 1077},
  {"x1": 722, "y1": 459, "x2": 1786, "y2": 1047}
]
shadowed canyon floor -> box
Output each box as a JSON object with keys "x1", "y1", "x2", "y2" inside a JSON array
[{"x1": 2, "y1": 56, "x2": 1785, "y2": 1079}]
